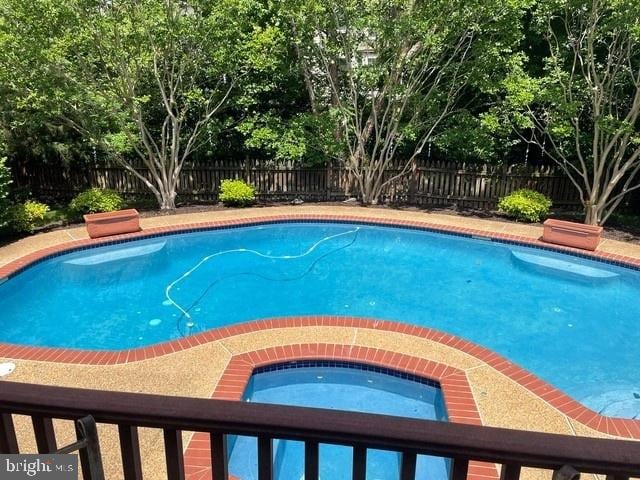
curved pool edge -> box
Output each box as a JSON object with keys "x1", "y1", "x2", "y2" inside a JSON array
[
  {"x1": 1, "y1": 214, "x2": 639, "y2": 282},
  {"x1": 2, "y1": 315, "x2": 639, "y2": 440},
  {"x1": 2, "y1": 214, "x2": 640, "y2": 440}
]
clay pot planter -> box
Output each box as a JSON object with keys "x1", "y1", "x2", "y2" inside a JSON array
[
  {"x1": 542, "y1": 219, "x2": 603, "y2": 251},
  {"x1": 83, "y1": 209, "x2": 141, "y2": 239}
]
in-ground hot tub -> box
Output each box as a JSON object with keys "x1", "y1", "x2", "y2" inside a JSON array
[{"x1": 227, "y1": 361, "x2": 449, "y2": 480}]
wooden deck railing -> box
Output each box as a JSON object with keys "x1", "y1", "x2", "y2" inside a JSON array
[{"x1": 1, "y1": 381, "x2": 639, "y2": 480}]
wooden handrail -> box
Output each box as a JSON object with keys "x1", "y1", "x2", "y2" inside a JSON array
[{"x1": 1, "y1": 381, "x2": 639, "y2": 478}]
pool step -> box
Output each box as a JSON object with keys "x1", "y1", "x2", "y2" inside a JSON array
[
  {"x1": 510, "y1": 250, "x2": 619, "y2": 281},
  {"x1": 64, "y1": 241, "x2": 167, "y2": 266}
]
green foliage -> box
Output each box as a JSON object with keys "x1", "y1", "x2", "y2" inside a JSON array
[
  {"x1": 238, "y1": 114, "x2": 308, "y2": 163},
  {"x1": 218, "y1": 179, "x2": 256, "y2": 207},
  {"x1": 3, "y1": 0, "x2": 638, "y2": 210},
  {"x1": 0, "y1": 0, "x2": 266, "y2": 208},
  {"x1": 0, "y1": 0, "x2": 542, "y2": 172},
  {"x1": 505, "y1": 0, "x2": 640, "y2": 224},
  {"x1": 279, "y1": 0, "x2": 536, "y2": 188},
  {"x1": 69, "y1": 188, "x2": 124, "y2": 216},
  {"x1": 237, "y1": 112, "x2": 341, "y2": 165},
  {"x1": 433, "y1": 111, "x2": 519, "y2": 163},
  {"x1": 0, "y1": 0, "x2": 112, "y2": 165},
  {"x1": 9, "y1": 200, "x2": 50, "y2": 233},
  {"x1": 498, "y1": 189, "x2": 552, "y2": 223},
  {"x1": 0, "y1": 157, "x2": 11, "y2": 228}
]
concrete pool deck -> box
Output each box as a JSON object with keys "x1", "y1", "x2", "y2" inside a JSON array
[
  {"x1": 2, "y1": 205, "x2": 640, "y2": 268},
  {"x1": 1, "y1": 205, "x2": 639, "y2": 480}
]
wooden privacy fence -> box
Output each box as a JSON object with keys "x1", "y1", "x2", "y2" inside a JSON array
[{"x1": 14, "y1": 159, "x2": 582, "y2": 210}]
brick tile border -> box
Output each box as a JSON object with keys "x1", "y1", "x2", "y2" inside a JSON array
[
  {"x1": 1, "y1": 214, "x2": 639, "y2": 439},
  {"x1": 1, "y1": 214, "x2": 639, "y2": 282},
  {"x1": 183, "y1": 344, "x2": 496, "y2": 480}
]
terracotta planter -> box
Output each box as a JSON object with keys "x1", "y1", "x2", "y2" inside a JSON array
[
  {"x1": 83, "y1": 209, "x2": 141, "y2": 239},
  {"x1": 542, "y1": 219, "x2": 603, "y2": 251}
]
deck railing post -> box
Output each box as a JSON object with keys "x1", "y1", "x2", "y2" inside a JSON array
[
  {"x1": 501, "y1": 463, "x2": 522, "y2": 480},
  {"x1": 352, "y1": 446, "x2": 367, "y2": 480},
  {"x1": 400, "y1": 451, "x2": 417, "y2": 480},
  {"x1": 163, "y1": 429, "x2": 185, "y2": 480},
  {"x1": 210, "y1": 432, "x2": 229, "y2": 480},
  {"x1": 257, "y1": 436, "x2": 273, "y2": 480},
  {"x1": 304, "y1": 441, "x2": 320, "y2": 480},
  {"x1": 118, "y1": 424, "x2": 143, "y2": 480},
  {"x1": 0, "y1": 413, "x2": 19, "y2": 454},
  {"x1": 32, "y1": 416, "x2": 57, "y2": 453},
  {"x1": 450, "y1": 458, "x2": 469, "y2": 480}
]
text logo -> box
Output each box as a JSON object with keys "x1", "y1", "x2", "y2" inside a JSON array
[{"x1": 0, "y1": 455, "x2": 77, "y2": 480}]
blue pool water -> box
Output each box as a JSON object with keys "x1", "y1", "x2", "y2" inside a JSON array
[
  {"x1": 228, "y1": 362, "x2": 449, "y2": 480},
  {"x1": 1, "y1": 222, "x2": 640, "y2": 417}
]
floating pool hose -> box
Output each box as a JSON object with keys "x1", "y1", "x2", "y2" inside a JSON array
[{"x1": 165, "y1": 227, "x2": 361, "y2": 336}]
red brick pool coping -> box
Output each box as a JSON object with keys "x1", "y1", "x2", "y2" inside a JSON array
[
  {"x1": 2, "y1": 214, "x2": 639, "y2": 281},
  {"x1": 3, "y1": 316, "x2": 639, "y2": 441},
  {"x1": 1, "y1": 213, "x2": 639, "y2": 441},
  {"x1": 183, "y1": 344, "x2": 496, "y2": 480}
]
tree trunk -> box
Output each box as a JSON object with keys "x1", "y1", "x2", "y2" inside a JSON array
[
  {"x1": 583, "y1": 202, "x2": 601, "y2": 225},
  {"x1": 158, "y1": 189, "x2": 176, "y2": 210},
  {"x1": 360, "y1": 179, "x2": 382, "y2": 205}
]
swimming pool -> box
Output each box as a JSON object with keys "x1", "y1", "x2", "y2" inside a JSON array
[
  {"x1": 228, "y1": 361, "x2": 449, "y2": 480},
  {"x1": 1, "y1": 221, "x2": 639, "y2": 417}
]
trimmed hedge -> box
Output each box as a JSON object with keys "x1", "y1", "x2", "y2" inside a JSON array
[
  {"x1": 69, "y1": 188, "x2": 124, "y2": 216},
  {"x1": 498, "y1": 189, "x2": 552, "y2": 222},
  {"x1": 9, "y1": 200, "x2": 50, "y2": 233},
  {"x1": 218, "y1": 179, "x2": 256, "y2": 207}
]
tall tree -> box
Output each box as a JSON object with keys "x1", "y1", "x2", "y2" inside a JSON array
[
  {"x1": 0, "y1": 0, "x2": 255, "y2": 209},
  {"x1": 0, "y1": 157, "x2": 11, "y2": 227},
  {"x1": 287, "y1": 0, "x2": 532, "y2": 204},
  {"x1": 0, "y1": 0, "x2": 97, "y2": 168},
  {"x1": 507, "y1": 0, "x2": 640, "y2": 225},
  {"x1": 79, "y1": 0, "x2": 250, "y2": 209}
]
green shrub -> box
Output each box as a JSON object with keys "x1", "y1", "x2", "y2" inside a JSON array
[
  {"x1": 0, "y1": 157, "x2": 12, "y2": 228},
  {"x1": 218, "y1": 179, "x2": 256, "y2": 207},
  {"x1": 9, "y1": 200, "x2": 50, "y2": 233},
  {"x1": 498, "y1": 189, "x2": 552, "y2": 222},
  {"x1": 69, "y1": 188, "x2": 124, "y2": 216}
]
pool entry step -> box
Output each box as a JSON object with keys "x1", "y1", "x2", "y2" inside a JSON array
[
  {"x1": 510, "y1": 250, "x2": 619, "y2": 281},
  {"x1": 64, "y1": 241, "x2": 167, "y2": 266}
]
